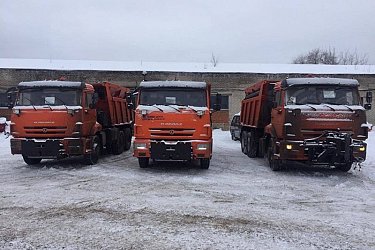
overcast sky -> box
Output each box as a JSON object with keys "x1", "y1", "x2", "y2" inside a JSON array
[{"x1": 1, "y1": 0, "x2": 374, "y2": 64}]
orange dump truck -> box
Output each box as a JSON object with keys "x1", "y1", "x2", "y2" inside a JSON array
[
  {"x1": 10, "y1": 80, "x2": 133, "y2": 165},
  {"x1": 133, "y1": 81, "x2": 219, "y2": 169},
  {"x1": 240, "y1": 78, "x2": 372, "y2": 171}
]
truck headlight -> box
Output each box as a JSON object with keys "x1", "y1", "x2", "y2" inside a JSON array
[
  {"x1": 286, "y1": 144, "x2": 292, "y2": 150},
  {"x1": 197, "y1": 144, "x2": 209, "y2": 150},
  {"x1": 359, "y1": 146, "x2": 366, "y2": 152},
  {"x1": 134, "y1": 143, "x2": 147, "y2": 150},
  {"x1": 72, "y1": 122, "x2": 83, "y2": 137}
]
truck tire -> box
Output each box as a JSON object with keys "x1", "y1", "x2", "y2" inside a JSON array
[
  {"x1": 85, "y1": 136, "x2": 100, "y2": 165},
  {"x1": 247, "y1": 130, "x2": 258, "y2": 158},
  {"x1": 22, "y1": 155, "x2": 42, "y2": 165},
  {"x1": 124, "y1": 128, "x2": 132, "y2": 151},
  {"x1": 337, "y1": 162, "x2": 352, "y2": 172},
  {"x1": 200, "y1": 158, "x2": 210, "y2": 169},
  {"x1": 241, "y1": 131, "x2": 248, "y2": 155},
  {"x1": 112, "y1": 131, "x2": 125, "y2": 155},
  {"x1": 138, "y1": 157, "x2": 149, "y2": 168},
  {"x1": 267, "y1": 141, "x2": 283, "y2": 171}
]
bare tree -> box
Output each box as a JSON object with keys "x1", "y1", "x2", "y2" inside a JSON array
[
  {"x1": 211, "y1": 53, "x2": 219, "y2": 67},
  {"x1": 338, "y1": 49, "x2": 369, "y2": 65},
  {"x1": 292, "y1": 47, "x2": 369, "y2": 65}
]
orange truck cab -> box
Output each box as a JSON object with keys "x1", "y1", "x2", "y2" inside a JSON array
[
  {"x1": 240, "y1": 78, "x2": 372, "y2": 171},
  {"x1": 10, "y1": 80, "x2": 133, "y2": 165},
  {"x1": 133, "y1": 81, "x2": 217, "y2": 169}
]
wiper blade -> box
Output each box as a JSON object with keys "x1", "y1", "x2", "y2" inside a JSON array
[
  {"x1": 323, "y1": 104, "x2": 335, "y2": 111},
  {"x1": 53, "y1": 96, "x2": 69, "y2": 111},
  {"x1": 20, "y1": 96, "x2": 37, "y2": 110},
  {"x1": 166, "y1": 104, "x2": 182, "y2": 112},
  {"x1": 152, "y1": 104, "x2": 164, "y2": 112},
  {"x1": 305, "y1": 104, "x2": 317, "y2": 111},
  {"x1": 187, "y1": 106, "x2": 199, "y2": 113},
  {"x1": 344, "y1": 105, "x2": 353, "y2": 112}
]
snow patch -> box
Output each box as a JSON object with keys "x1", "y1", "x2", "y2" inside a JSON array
[
  {"x1": 18, "y1": 80, "x2": 84, "y2": 88},
  {"x1": 139, "y1": 81, "x2": 207, "y2": 89},
  {"x1": 1, "y1": 58, "x2": 375, "y2": 74}
]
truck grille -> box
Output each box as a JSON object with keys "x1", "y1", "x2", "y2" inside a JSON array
[
  {"x1": 149, "y1": 128, "x2": 195, "y2": 139},
  {"x1": 24, "y1": 126, "x2": 67, "y2": 135}
]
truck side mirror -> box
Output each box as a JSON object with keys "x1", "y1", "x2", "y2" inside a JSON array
[
  {"x1": 213, "y1": 93, "x2": 222, "y2": 111},
  {"x1": 364, "y1": 103, "x2": 372, "y2": 110},
  {"x1": 7, "y1": 93, "x2": 13, "y2": 109},
  {"x1": 366, "y1": 91, "x2": 372, "y2": 103},
  {"x1": 126, "y1": 93, "x2": 132, "y2": 104}
]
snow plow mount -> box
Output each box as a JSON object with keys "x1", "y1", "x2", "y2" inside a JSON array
[{"x1": 302, "y1": 131, "x2": 364, "y2": 165}]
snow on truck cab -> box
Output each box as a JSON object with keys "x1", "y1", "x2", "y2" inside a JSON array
[
  {"x1": 133, "y1": 81, "x2": 219, "y2": 169},
  {"x1": 240, "y1": 77, "x2": 372, "y2": 171},
  {"x1": 10, "y1": 80, "x2": 133, "y2": 165}
]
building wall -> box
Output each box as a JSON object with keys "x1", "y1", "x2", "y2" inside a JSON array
[{"x1": 1, "y1": 68, "x2": 374, "y2": 127}]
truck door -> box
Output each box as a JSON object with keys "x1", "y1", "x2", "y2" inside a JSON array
[
  {"x1": 271, "y1": 90, "x2": 285, "y2": 138},
  {"x1": 83, "y1": 92, "x2": 97, "y2": 136}
]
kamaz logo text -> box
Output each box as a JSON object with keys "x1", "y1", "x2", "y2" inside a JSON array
[{"x1": 160, "y1": 123, "x2": 182, "y2": 126}]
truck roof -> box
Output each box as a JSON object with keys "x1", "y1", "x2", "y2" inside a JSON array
[
  {"x1": 18, "y1": 81, "x2": 85, "y2": 89},
  {"x1": 139, "y1": 81, "x2": 207, "y2": 89},
  {"x1": 282, "y1": 78, "x2": 359, "y2": 87}
]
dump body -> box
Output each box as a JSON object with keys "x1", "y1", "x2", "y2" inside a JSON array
[
  {"x1": 240, "y1": 78, "x2": 369, "y2": 171},
  {"x1": 133, "y1": 81, "x2": 213, "y2": 169},
  {"x1": 10, "y1": 80, "x2": 133, "y2": 165},
  {"x1": 92, "y1": 82, "x2": 133, "y2": 127}
]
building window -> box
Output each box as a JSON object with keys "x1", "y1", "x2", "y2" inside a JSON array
[{"x1": 211, "y1": 95, "x2": 229, "y2": 110}]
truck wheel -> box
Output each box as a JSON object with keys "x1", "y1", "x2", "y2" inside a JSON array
[
  {"x1": 241, "y1": 131, "x2": 248, "y2": 155},
  {"x1": 85, "y1": 136, "x2": 100, "y2": 165},
  {"x1": 138, "y1": 157, "x2": 149, "y2": 168},
  {"x1": 337, "y1": 162, "x2": 352, "y2": 172},
  {"x1": 124, "y1": 128, "x2": 132, "y2": 151},
  {"x1": 247, "y1": 130, "x2": 258, "y2": 158},
  {"x1": 22, "y1": 155, "x2": 42, "y2": 165},
  {"x1": 200, "y1": 158, "x2": 210, "y2": 169},
  {"x1": 112, "y1": 131, "x2": 125, "y2": 155},
  {"x1": 267, "y1": 142, "x2": 282, "y2": 171}
]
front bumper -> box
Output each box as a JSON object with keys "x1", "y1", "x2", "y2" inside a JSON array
[
  {"x1": 11, "y1": 138, "x2": 88, "y2": 158},
  {"x1": 278, "y1": 133, "x2": 366, "y2": 164},
  {"x1": 133, "y1": 139, "x2": 212, "y2": 160}
]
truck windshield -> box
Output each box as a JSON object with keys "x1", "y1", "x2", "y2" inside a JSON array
[
  {"x1": 18, "y1": 88, "x2": 81, "y2": 106},
  {"x1": 286, "y1": 85, "x2": 360, "y2": 106},
  {"x1": 139, "y1": 88, "x2": 207, "y2": 107}
]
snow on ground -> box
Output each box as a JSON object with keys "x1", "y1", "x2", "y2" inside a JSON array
[
  {"x1": 1, "y1": 58, "x2": 375, "y2": 74},
  {"x1": 0, "y1": 130, "x2": 374, "y2": 249}
]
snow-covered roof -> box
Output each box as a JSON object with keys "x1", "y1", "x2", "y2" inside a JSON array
[
  {"x1": 283, "y1": 78, "x2": 359, "y2": 87},
  {"x1": 18, "y1": 80, "x2": 85, "y2": 89},
  {"x1": 139, "y1": 81, "x2": 207, "y2": 89},
  {"x1": 1, "y1": 58, "x2": 375, "y2": 74}
]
